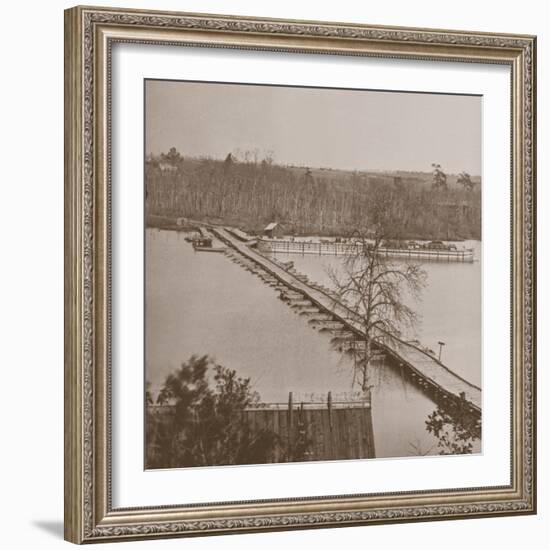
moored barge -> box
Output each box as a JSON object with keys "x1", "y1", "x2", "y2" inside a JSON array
[{"x1": 257, "y1": 238, "x2": 474, "y2": 262}]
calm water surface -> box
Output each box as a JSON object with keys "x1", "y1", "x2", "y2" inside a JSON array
[
  {"x1": 269, "y1": 241, "x2": 482, "y2": 386},
  {"x1": 146, "y1": 230, "x2": 481, "y2": 458}
]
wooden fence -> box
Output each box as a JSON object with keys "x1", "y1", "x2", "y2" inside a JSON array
[
  {"x1": 244, "y1": 392, "x2": 375, "y2": 462},
  {"x1": 146, "y1": 391, "x2": 375, "y2": 467}
]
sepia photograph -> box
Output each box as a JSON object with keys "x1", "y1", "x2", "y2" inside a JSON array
[
  {"x1": 62, "y1": 6, "x2": 537, "y2": 542},
  {"x1": 144, "y1": 79, "x2": 482, "y2": 469}
]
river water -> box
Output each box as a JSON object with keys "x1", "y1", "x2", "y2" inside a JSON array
[
  {"x1": 145, "y1": 230, "x2": 481, "y2": 459},
  {"x1": 268, "y1": 240, "x2": 482, "y2": 387}
]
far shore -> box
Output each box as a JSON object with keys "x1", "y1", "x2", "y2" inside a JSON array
[{"x1": 145, "y1": 213, "x2": 477, "y2": 242}]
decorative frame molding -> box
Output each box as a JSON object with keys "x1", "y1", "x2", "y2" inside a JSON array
[{"x1": 64, "y1": 5, "x2": 536, "y2": 544}]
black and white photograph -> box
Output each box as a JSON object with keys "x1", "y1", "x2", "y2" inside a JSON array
[{"x1": 144, "y1": 80, "x2": 482, "y2": 469}]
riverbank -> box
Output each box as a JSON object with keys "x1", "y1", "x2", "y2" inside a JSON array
[
  {"x1": 146, "y1": 213, "x2": 475, "y2": 242},
  {"x1": 146, "y1": 213, "x2": 196, "y2": 231},
  {"x1": 146, "y1": 157, "x2": 481, "y2": 240}
]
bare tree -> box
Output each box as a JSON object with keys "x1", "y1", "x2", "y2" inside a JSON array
[{"x1": 327, "y1": 208, "x2": 426, "y2": 394}]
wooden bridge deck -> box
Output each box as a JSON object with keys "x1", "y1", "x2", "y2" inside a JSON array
[{"x1": 212, "y1": 227, "x2": 482, "y2": 413}]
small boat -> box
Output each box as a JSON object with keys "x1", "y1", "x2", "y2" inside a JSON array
[
  {"x1": 193, "y1": 237, "x2": 213, "y2": 248},
  {"x1": 192, "y1": 236, "x2": 226, "y2": 253}
]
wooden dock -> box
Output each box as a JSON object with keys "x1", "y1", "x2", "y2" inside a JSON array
[
  {"x1": 213, "y1": 227, "x2": 482, "y2": 414},
  {"x1": 225, "y1": 226, "x2": 259, "y2": 245}
]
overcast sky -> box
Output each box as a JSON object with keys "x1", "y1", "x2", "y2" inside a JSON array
[{"x1": 145, "y1": 79, "x2": 481, "y2": 175}]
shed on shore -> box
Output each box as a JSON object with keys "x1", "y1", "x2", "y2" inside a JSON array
[{"x1": 264, "y1": 222, "x2": 284, "y2": 239}]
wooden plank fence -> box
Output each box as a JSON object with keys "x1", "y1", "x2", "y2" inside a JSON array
[
  {"x1": 244, "y1": 392, "x2": 375, "y2": 462},
  {"x1": 146, "y1": 391, "x2": 375, "y2": 467}
]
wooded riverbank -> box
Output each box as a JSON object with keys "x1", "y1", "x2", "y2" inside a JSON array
[{"x1": 145, "y1": 154, "x2": 481, "y2": 241}]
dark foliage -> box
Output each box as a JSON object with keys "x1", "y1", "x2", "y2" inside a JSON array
[
  {"x1": 425, "y1": 400, "x2": 481, "y2": 455},
  {"x1": 431, "y1": 163, "x2": 448, "y2": 191},
  {"x1": 146, "y1": 355, "x2": 280, "y2": 468}
]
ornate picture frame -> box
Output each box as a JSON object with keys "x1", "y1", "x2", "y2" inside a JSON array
[{"x1": 64, "y1": 5, "x2": 536, "y2": 543}]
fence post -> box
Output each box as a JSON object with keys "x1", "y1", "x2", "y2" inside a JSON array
[
  {"x1": 327, "y1": 391, "x2": 333, "y2": 430},
  {"x1": 288, "y1": 391, "x2": 293, "y2": 427},
  {"x1": 287, "y1": 392, "x2": 293, "y2": 460}
]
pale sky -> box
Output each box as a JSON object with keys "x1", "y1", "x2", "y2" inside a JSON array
[{"x1": 145, "y1": 79, "x2": 481, "y2": 175}]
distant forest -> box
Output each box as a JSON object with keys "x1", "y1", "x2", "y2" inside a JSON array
[{"x1": 145, "y1": 149, "x2": 481, "y2": 240}]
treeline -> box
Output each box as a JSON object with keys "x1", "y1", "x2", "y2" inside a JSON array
[{"x1": 145, "y1": 151, "x2": 481, "y2": 240}]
